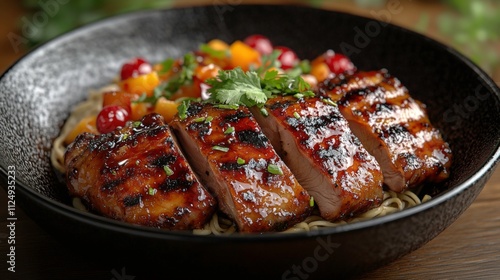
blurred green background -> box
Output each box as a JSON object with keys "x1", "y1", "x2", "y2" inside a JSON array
[{"x1": 1, "y1": 0, "x2": 499, "y2": 79}]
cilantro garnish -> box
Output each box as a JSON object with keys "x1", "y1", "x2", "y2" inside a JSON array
[
  {"x1": 206, "y1": 68, "x2": 269, "y2": 107},
  {"x1": 256, "y1": 49, "x2": 282, "y2": 74},
  {"x1": 177, "y1": 99, "x2": 191, "y2": 120},
  {"x1": 136, "y1": 52, "x2": 198, "y2": 105},
  {"x1": 158, "y1": 58, "x2": 175, "y2": 75},
  {"x1": 206, "y1": 67, "x2": 314, "y2": 108}
]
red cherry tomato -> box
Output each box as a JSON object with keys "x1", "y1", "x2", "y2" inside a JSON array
[
  {"x1": 96, "y1": 105, "x2": 130, "y2": 134},
  {"x1": 120, "y1": 57, "x2": 152, "y2": 80},
  {"x1": 324, "y1": 50, "x2": 355, "y2": 74},
  {"x1": 274, "y1": 46, "x2": 299, "y2": 70},
  {"x1": 244, "y1": 34, "x2": 273, "y2": 55}
]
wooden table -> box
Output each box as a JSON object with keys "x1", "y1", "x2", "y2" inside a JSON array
[{"x1": 1, "y1": 1, "x2": 499, "y2": 279}]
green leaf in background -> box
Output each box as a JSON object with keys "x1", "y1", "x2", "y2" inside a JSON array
[
  {"x1": 438, "y1": 0, "x2": 500, "y2": 74},
  {"x1": 21, "y1": 0, "x2": 174, "y2": 48}
]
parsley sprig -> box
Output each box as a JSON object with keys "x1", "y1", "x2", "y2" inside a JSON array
[
  {"x1": 135, "y1": 52, "x2": 198, "y2": 105},
  {"x1": 206, "y1": 68, "x2": 314, "y2": 108}
]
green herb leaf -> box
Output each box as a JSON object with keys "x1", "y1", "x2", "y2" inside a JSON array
[
  {"x1": 158, "y1": 58, "x2": 175, "y2": 74},
  {"x1": 257, "y1": 49, "x2": 282, "y2": 75},
  {"x1": 309, "y1": 196, "x2": 315, "y2": 207},
  {"x1": 267, "y1": 164, "x2": 283, "y2": 175},
  {"x1": 177, "y1": 99, "x2": 191, "y2": 120},
  {"x1": 207, "y1": 68, "x2": 268, "y2": 107},
  {"x1": 207, "y1": 67, "x2": 313, "y2": 108}
]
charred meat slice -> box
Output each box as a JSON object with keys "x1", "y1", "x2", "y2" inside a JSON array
[
  {"x1": 252, "y1": 96, "x2": 384, "y2": 221},
  {"x1": 318, "y1": 70, "x2": 452, "y2": 192},
  {"x1": 65, "y1": 113, "x2": 216, "y2": 230},
  {"x1": 170, "y1": 102, "x2": 312, "y2": 232}
]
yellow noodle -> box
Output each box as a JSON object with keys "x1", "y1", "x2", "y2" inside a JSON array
[{"x1": 50, "y1": 85, "x2": 117, "y2": 174}]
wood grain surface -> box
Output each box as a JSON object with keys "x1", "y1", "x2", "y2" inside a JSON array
[{"x1": 1, "y1": 1, "x2": 499, "y2": 279}]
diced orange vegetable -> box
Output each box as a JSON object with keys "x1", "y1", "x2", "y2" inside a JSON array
[
  {"x1": 131, "y1": 102, "x2": 153, "y2": 121},
  {"x1": 64, "y1": 115, "x2": 98, "y2": 145},
  {"x1": 310, "y1": 62, "x2": 330, "y2": 83},
  {"x1": 170, "y1": 80, "x2": 202, "y2": 101},
  {"x1": 229, "y1": 40, "x2": 261, "y2": 71},
  {"x1": 154, "y1": 97, "x2": 178, "y2": 123},
  {"x1": 207, "y1": 39, "x2": 229, "y2": 51},
  {"x1": 120, "y1": 72, "x2": 160, "y2": 96},
  {"x1": 102, "y1": 91, "x2": 139, "y2": 111},
  {"x1": 195, "y1": 64, "x2": 221, "y2": 82}
]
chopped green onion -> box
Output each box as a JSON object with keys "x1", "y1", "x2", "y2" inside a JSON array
[
  {"x1": 322, "y1": 98, "x2": 337, "y2": 106},
  {"x1": 224, "y1": 126, "x2": 235, "y2": 134},
  {"x1": 293, "y1": 112, "x2": 301, "y2": 119},
  {"x1": 132, "y1": 121, "x2": 142, "y2": 127},
  {"x1": 294, "y1": 93, "x2": 304, "y2": 99},
  {"x1": 267, "y1": 164, "x2": 283, "y2": 175},
  {"x1": 205, "y1": 116, "x2": 213, "y2": 123},
  {"x1": 148, "y1": 187, "x2": 157, "y2": 196},
  {"x1": 309, "y1": 196, "x2": 315, "y2": 207},
  {"x1": 260, "y1": 107, "x2": 269, "y2": 117},
  {"x1": 237, "y1": 157, "x2": 246, "y2": 165},
  {"x1": 194, "y1": 117, "x2": 206, "y2": 122},
  {"x1": 215, "y1": 104, "x2": 240, "y2": 110},
  {"x1": 163, "y1": 165, "x2": 174, "y2": 176},
  {"x1": 212, "y1": 145, "x2": 229, "y2": 152}
]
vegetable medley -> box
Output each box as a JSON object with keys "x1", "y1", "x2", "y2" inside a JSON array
[{"x1": 63, "y1": 34, "x2": 356, "y2": 144}]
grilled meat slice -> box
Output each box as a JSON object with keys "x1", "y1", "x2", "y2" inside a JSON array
[
  {"x1": 252, "y1": 96, "x2": 384, "y2": 221},
  {"x1": 170, "y1": 102, "x2": 312, "y2": 232},
  {"x1": 318, "y1": 70, "x2": 452, "y2": 192},
  {"x1": 65, "y1": 113, "x2": 216, "y2": 230}
]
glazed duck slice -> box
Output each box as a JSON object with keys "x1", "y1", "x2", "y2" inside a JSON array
[
  {"x1": 252, "y1": 96, "x2": 384, "y2": 221},
  {"x1": 170, "y1": 102, "x2": 312, "y2": 232},
  {"x1": 65, "y1": 113, "x2": 217, "y2": 230},
  {"x1": 318, "y1": 70, "x2": 452, "y2": 192}
]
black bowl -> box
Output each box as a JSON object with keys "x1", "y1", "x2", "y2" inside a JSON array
[{"x1": 1, "y1": 4, "x2": 499, "y2": 279}]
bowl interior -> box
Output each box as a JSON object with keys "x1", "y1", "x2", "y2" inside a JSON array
[{"x1": 0, "y1": 4, "x2": 499, "y2": 233}]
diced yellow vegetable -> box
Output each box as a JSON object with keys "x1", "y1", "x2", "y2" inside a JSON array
[
  {"x1": 229, "y1": 40, "x2": 261, "y2": 71},
  {"x1": 120, "y1": 72, "x2": 160, "y2": 96},
  {"x1": 170, "y1": 81, "x2": 202, "y2": 101},
  {"x1": 64, "y1": 115, "x2": 98, "y2": 145},
  {"x1": 154, "y1": 97, "x2": 178, "y2": 123},
  {"x1": 131, "y1": 102, "x2": 153, "y2": 121},
  {"x1": 207, "y1": 39, "x2": 229, "y2": 51},
  {"x1": 310, "y1": 62, "x2": 330, "y2": 83},
  {"x1": 195, "y1": 64, "x2": 221, "y2": 82}
]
